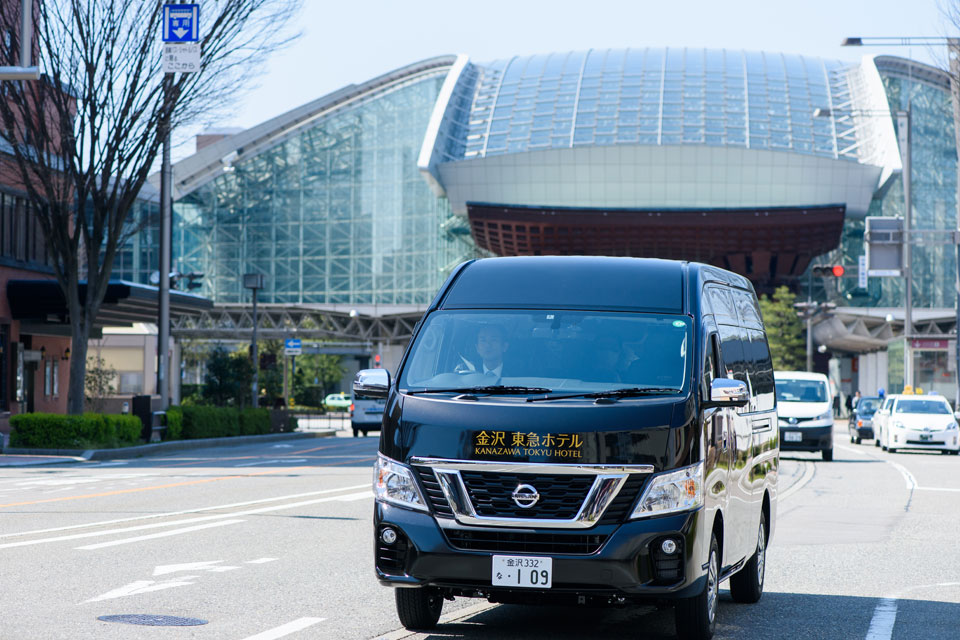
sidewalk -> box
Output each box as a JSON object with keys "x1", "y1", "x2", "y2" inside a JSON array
[{"x1": 0, "y1": 429, "x2": 337, "y2": 467}]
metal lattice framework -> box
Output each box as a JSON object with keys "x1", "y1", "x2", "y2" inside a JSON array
[{"x1": 171, "y1": 304, "x2": 424, "y2": 344}]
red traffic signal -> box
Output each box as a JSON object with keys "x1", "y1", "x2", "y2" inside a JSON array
[{"x1": 812, "y1": 264, "x2": 845, "y2": 277}]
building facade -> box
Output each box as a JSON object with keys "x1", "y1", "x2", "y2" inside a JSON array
[{"x1": 163, "y1": 49, "x2": 958, "y2": 398}]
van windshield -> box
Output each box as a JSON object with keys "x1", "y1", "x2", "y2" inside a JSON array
[
  {"x1": 399, "y1": 310, "x2": 691, "y2": 394},
  {"x1": 776, "y1": 379, "x2": 828, "y2": 403}
]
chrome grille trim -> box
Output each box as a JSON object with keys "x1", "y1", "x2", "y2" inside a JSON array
[{"x1": 412, "y1": 457, "x2": 653, "y2": 529}]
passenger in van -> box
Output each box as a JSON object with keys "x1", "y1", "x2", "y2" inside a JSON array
[
  {"x1": 475, "y1": 324, "x2": 509, "y2": 382},
  {"x1": 581, "y1": 335, "x2": 624, "y2": 382}
]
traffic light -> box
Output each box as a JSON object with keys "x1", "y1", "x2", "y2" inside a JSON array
[
  {"x1": 812, "y1": 264, "x2": 845, "y2": 277},
  {"x1": 183, "y1": 272, "x2": 204, "y2": 291}
]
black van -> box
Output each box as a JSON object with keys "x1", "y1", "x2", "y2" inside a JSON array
[{"x1": 356, "y1": 257, "x2": 779, "y2": 640}]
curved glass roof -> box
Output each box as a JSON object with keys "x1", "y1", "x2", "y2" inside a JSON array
[{"x1": 457, "y1": 49, "x2": 855, "y2": 161}]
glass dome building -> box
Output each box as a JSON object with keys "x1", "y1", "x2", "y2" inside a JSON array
[{"x1": 159, "y1": 48, "x2": 957, "y2": 391}]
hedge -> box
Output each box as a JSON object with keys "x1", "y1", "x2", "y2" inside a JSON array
[
  {"x1": 179, "y1": 406, "x2": 272, "y2": 439},
  {"x1": 9, "y1": 413, "x2": 142, "y2": 449}
]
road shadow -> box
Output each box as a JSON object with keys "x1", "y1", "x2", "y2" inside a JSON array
[{"x1": 396, "y1": 591, "x2": 960, "y2": 640}]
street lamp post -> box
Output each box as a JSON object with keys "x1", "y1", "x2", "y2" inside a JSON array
[
  {"x1": 243, "y1": 273, "x2": 264, "y2": 408},
  {"x1": 843, "y1": 35, "x2": 960, "y2": 402}
]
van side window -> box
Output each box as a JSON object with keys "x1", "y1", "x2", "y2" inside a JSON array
[
  {"x1": 732, "y1": 289, "x2": 764, "y2": 330},
  {"x1": 702, "y1": 333, "x2": 720, "y2": 398},
  {"x1": 745, "y1": 328, "x2": 775, "y2": 412},
  {"x1": 707, "y1": 286, "x2": 738, "y2": 326},
  {"x1": 717, "y1": 324, "x2": 748, "y2": 414}
]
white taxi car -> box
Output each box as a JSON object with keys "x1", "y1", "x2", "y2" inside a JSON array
[{"x1": 880, "y1": 394, "x2": 960, "y2": 455}]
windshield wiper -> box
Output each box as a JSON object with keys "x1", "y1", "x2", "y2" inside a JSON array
[
  {"x1": 526, "y1": 387, "x2": 680, "y2": 402},
  {"x1": 407, "y1": 386, "x2": 553, "y2": 396}
]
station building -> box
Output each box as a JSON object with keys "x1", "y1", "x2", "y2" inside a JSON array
[{"x1": 157, "y1": 49, "x2": 958, "y2": 402}]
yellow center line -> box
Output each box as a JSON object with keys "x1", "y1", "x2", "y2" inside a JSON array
[{"x1": 0, "y1": 466, "x2": 311, "y2": 509}]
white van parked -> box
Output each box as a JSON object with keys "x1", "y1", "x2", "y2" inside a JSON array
[{"x1": 774, "y1": 371, "x2": 834, "y2": 461}]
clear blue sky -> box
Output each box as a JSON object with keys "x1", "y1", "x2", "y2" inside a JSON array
[{"x1": 204, "y1": 0, "x2": 956, "y2": 135}]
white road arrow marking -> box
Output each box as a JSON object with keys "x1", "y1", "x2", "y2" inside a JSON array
[
  {"x1": 172, "y1": 27, "x2": 189, "y2": 39},
  {"x1": 271, "y1": 444, "x2": 293, "y2": 448},
  {"x1": 153, "y1": 561, "x2": 223, "y2": 576},
  {"x1": 84, "y1": 577, "x2": 199, "y2": 603},
  {"x1": 245, "y1": 558, "x2": 278, "y2": 564}
]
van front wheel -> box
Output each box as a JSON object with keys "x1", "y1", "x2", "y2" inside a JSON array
[
  {"x1": 729, "y1": 511, "x2": 766, "y2": 603},
  {"x1": 675, "y1": 532, "x2": 719, "y2": 640},
  {"x1": 395, "y1": 587, "x2": 443, "y2": 631}
]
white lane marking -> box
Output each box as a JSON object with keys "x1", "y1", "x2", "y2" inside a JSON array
[
  {"x1": 1, "y1": 491, "x2": 370, "y2": 550},
  {"x1": 153, "y1": 561, "x2": 224, "y2": 576},
  {"x1": 888, "y1": 461, "x2": 917, "y2": 491},
  {"x1": 271, "y1": 444, "x2": 293, "y2": 448},
  {"x1": 208, "y1": 566, "x2": 241, "y2": 572},
  {"x1": 779, "y1": 460, "x2": 814, "y2": 502},
  {"x1": 865, "y1": 598, "x2": 897, "y2": 640},
  {"x1": 235, "y1": 459, "x2": 308, "y2": 467},
  {"x1": 0, "y1": 483, "x2": 368, "y2": 540},
  {"x1": 95, "y1": 461, "x2": 129, "y2": 467},
  {"x1": 246, "y1": 557, "x2": 277, "y2": 564},
  {"x1": 76, "y1": 519, "x2": 245, "y2": 550},
  {"x1": 337, "y1": 491, "x2": 373, "y2": 501},
  {"x1": 84, "y1": 577, "x2": 200, "y2": 603},
  {"x1": 916, "y1": 486, "x2": 960, "y2": 492},
  {"x1": 240, "y1": 617, "x2": 326, "y2": 640}
]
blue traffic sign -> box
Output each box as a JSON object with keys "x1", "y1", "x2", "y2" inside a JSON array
[
  {"x1": 162, "y1": 4, "x2": 199, "y2": 43},
  {"x1": 285, "y1": 338, "x2": 302, "y2": 350}
]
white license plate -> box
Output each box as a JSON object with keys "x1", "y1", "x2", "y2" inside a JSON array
[
  {"x1": 784, "y1": 431, "x2": 802, "y2": 442},
  {"x1": 492, "y1": 555, "x2": 552, "y2": 588}
]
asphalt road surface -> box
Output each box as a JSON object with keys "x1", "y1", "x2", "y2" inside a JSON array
[{"x1": 0, "y1": 422, "x2": 958, "y2": 639}]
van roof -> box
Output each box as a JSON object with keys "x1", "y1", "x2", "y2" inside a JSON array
[
  {"x1": 440, "y1": 256, "x2": 689, "y2": 313},
  {"x1": 774, "y1": 371, "x2": 830, "y2": 381}
]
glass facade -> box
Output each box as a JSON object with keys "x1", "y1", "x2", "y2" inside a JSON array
[
  {"x1": 831, "y1": 60, "x2": 957, "y2": 309},
  {"x1": 460, "y1": 49, "x2": 852, "y2": 161},
  {"x1": 112, "y1": 198, "x2": 160, "y2": 284},
  {"x1": 173, "y1": 70, "x2": 473, "y2": 305}
]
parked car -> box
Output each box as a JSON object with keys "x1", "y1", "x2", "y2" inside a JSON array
[
  {"x1": 323, "y1": 392, "x2": 351, "y2": 411},
  {"x1": 775, "y1": 371, "x2": 835, "y2": 461},
  {"x1": 878, "y1": 394, "x2": 960, "y2": 454},
  {"x1": 848, "y1": 396, "x2": 881, "y2": 444},
  {"x1": 872, "y1": 395, "x2": 899, "y2": 449}
]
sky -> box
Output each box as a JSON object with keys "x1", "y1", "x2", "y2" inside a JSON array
[{"x1": 180, "y1": 0, "x2": 957, "y2": 153}]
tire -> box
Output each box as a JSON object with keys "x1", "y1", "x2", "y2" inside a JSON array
[
  {"x1": 951, "y1": 450, "x2": 960, "y2": 456},
  {"x1": 362, "y1": 430, "x2": 369, "y2": 437},
  {"x1": 675, "y1": 532, "x2": 719, "y2": 640},
  {"x1": 875, "y1": 436, "x2": 880, "y2": 448},
  {"x1": 850, "y1": 434, "x2": 855, "y2": 444},
  {"x1": 352, "y1": 427, "x2": 359, "y2": 437},
  {"x1": 888, "y1": 447, "x2": 897, "y2": 454},
  {"x1": 395, "y1": 587, "x2": 443, "y2": 631},
  {"x1": 855, "y1": 436, "x2": 862, "y2": 445},
  {"x1": 730, "y1": 511, "x2": 767, "y2": 604},
  {"x1": 822, "y1": 448, "x2": 833, "y2": 462}
]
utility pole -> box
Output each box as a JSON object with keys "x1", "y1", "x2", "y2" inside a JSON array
[
  {"x1": 157, "y1": 75, "x2": 172, "y2": 409},
  {"x1": 898, "y1": 107, "x2": 913, "y2": 391}
]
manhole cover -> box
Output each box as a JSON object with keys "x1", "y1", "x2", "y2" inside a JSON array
[{"x1": 98, "y1": 614, "x2": 208, "y2": 626}]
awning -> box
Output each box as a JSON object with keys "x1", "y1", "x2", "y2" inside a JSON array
[{"x1": 7, "y1": 280, "x2": 213, "y2": 333}]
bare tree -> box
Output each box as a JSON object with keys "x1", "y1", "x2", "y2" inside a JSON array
[{"x1": 0, "y1": 0, "x2": 301, "y2": 414}]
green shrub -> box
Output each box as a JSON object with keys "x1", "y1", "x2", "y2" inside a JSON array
[
  {"x1": 104, "y1": 415, "x2": 143, "y2": 445},
  {"x1": 240, "y1": 408, "x2": 270, "y2": 435},
  {"x1": 10, "y1": 413, "x2": 140, "y2": 449},
  {"x1": 181, "y1": 405, "x2": 239, "y2": 439},
  {"x1": 165, "y1": 406, "x2": 183, "y2": 440}
]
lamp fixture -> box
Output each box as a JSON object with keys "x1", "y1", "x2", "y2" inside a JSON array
[{"x1": 62, "y1": 348, "x2": 70, "y2": 361}]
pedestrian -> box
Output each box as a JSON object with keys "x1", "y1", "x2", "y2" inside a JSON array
[
  {"x1": 852, "y1": 390, "x2": 862, "y2": 409},
  {"x1": 844, "y1": 393, "x2": 853, "y2": 417}
]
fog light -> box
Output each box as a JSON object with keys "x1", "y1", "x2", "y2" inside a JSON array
[
  {"x1": 381, "y1": 528, "x2": 398, "y2": 545},
  {"x1": 661, "y1": 539, "x2": 678, "y2": 555}
]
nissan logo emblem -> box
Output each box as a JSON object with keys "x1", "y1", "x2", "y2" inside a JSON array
[{"x1": 511, "y1": 484, "x2": 540, "y2": 509}]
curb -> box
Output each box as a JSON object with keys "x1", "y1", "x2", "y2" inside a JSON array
[{"x1": 2, "y1": 429, "x2": 337, "y2": 461}]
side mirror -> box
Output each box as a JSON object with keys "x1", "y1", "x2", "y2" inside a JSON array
[
  {"x1": 706, "y1": 378, "x2": 748, "y2": 408},
  {"x1": 954, "y1": 411, "x2": 960, "y2": 421},
  {"x1": 354, "y1": 368, "x2": 390, "y2": 399}
]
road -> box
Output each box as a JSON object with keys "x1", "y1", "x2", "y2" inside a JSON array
[{"x1": 0, "y1": 422, "x2": 958, "y2": 639}]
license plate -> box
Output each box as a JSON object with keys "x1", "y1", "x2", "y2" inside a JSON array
[
  {"x1": 492, "y1": 555, "x2": 552, "y2": 588},
  {"x1": 784, "y1": 431, "x2": 802, "y2": 442},
  {"x1": 920, "y1": 434, "x2": 932, "y2": 441}
]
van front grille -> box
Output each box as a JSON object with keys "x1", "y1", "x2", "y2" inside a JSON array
[
  {"x1": 444, "y1": 529, "x2": 608, "y2": 555},
  {"x1": 415, "y1": 467, "x2": 453, "y2": 518},
  {"x1": 460, "y1": 471, "x2": 594, "y2": 519}
]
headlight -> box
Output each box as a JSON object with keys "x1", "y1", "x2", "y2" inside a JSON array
[
  {"x1": 892, "y1": 421, "x2": 904, "y2": 430},
  {"x1": 631, "y1": 461, "x2": 703, "y2": 519},
  {"x1": 947, "y1": 422, "x2": 958, "y2": 431},
  {"x1": 818, "y1": 410, "x2": 834, "y2": 421},
  {"x1": 373, "y1": 454, "x2": 428, "y2": 512}
]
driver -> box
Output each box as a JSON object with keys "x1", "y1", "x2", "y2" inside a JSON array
[{"x1": 475, "y1": 324, "x2": 509, "y2": 382}]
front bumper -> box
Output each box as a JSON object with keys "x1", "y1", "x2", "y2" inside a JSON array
[
  {"x1": 778, "y1": 423, "x2": 833, "y2": 452},
  {"x1": 374, "y1": 501, "x2": 707, "y2": 601},
  {"x1": 888, "y1": 428, "x2": 960, "y2": 451},
  {"x1": 850, "y1": 421, "x2": 874, "y2": 439}
]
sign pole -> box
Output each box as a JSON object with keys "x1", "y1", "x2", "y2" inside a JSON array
[{"x1": 158, "y1": 74, "x2": 171, "y2": 409}]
